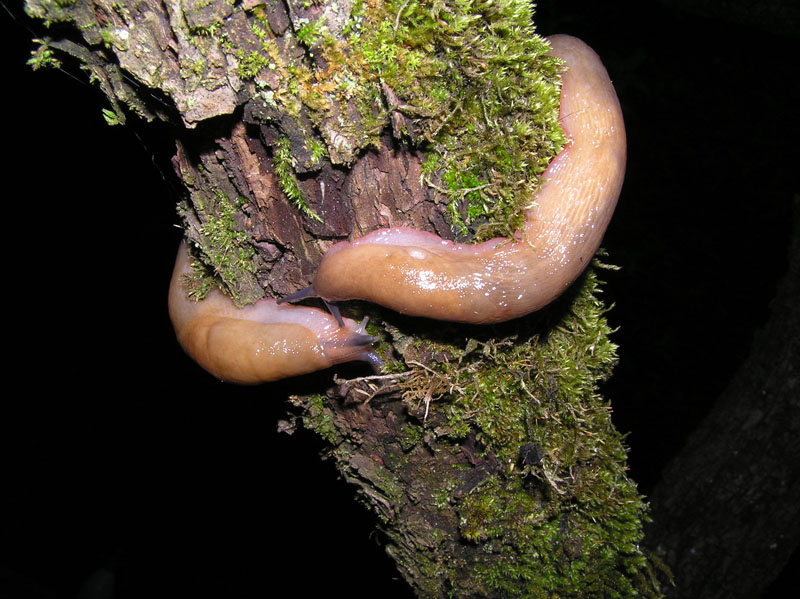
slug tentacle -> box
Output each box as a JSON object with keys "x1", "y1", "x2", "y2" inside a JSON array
[
  {"x1": 277, "y1": 285, "x2": 318, "y2": 304},
  {"x1": 168, "y1": 242, "x2": 380, "y2": 384},
  {"x1": 277, "y1": 285, "x2": 345, "y2": 327},
  {"x1": 297, "y1": 34, "x2": 626, "y2": 324}
]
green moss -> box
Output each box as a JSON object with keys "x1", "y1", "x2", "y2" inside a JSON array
[
  {"x1": 27, "y1": 39, "x2": 62, "y2": 70},
  {"x1": 393, "y1": 264, "x2": 662, "y2": 597},
  {"x1": 101, "y1": 108, "x2": 122, "y2": 126},
  {"x1": 307, "y1": 138, "x2": 327, "y2": 165},
  {"x1": 404, "y1": 265, "x2": 620, "y2": 467},
  {"x1": 273, "y1": 136, "x2": 323, "y2": 222},
  {"x1": 433, "y1": 478, "x2": 458, "y2": 509},
  {"x1": 237, "y1": 49, "x2": 271, "y2": 80},
  {"x1": 181, "y1": 253, "x2": 216, "y2": 303},
  {"x1": 180, "y1": 192, "x2": 258, "y2": 304},
  {"x1": 189, "y1": 22, "x2": 221, "y2": 37},
  {"x1": 339, "y1": 0, "x2": 566, "y2": 238},
  {"x1": 99, "y1": 24, "x2": 127, "y2": 51},
  {"x1": 286, "y1": 266, "x2": 661, "y2": 596},
  {"x1": 303, "y1": 394, "x2": 341, "y2": 446},
  {"x1": 200, "y1": 194, "x2": 253, "y2": 263},
  {"x1": 25, "y1": 0, "x2": 78, "y2": 26},
  {"x1": 28, "y1": 0, "x2": 566, "y2": 239},
  {"x1": 455, "y1": 468, "x2": 657, "y2": 598},
  {"x1": 398, "y1": 423, "x2": 424, "y2": 452},
  {"x1": 295, "y1": 16, "x2": 327, "y2": 48}
]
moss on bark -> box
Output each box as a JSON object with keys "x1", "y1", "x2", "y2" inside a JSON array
[{"x1": 25, "y1": 0, "x2": 666, "y2": 595}]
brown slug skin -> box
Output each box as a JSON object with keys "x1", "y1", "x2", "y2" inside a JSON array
[
  {"x1": 307, "y1": 35, "x2": 626, "y2": 323},
  {"x1": 168, "y1": 242, "x2": 380, "y2": 384}
]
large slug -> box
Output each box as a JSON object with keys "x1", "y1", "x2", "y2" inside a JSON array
[
  {"x1": 168, "y1": 242, "x2": 380, "y2": 384},
  {"x1": 170, "y1": 34, "x2": 624, "y2": 383},
  {"x1": 283, "y1": 34, "x2": 626, "y2": 324}
]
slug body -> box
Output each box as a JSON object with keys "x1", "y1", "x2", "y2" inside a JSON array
[
  {"x1": 299, "y1": 35, "x2": 626, "y2": 324},
  {"x1": 168, "y1": 242, "x2": 380, "y2": 384}
]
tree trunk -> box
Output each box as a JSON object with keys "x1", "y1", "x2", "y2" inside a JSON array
[
  {"x1": 22, "y1": 1, "x2": 662, "y2": 596},
  {"x1": 645, "y1": 195, "x2": 800, "y2": 599}
]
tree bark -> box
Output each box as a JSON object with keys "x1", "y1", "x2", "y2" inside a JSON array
[
  {"x1": 646, "y1": 195, "x2": 800, "y2": 599},
  {"x1": 23, "y1": 1, "x2": 662, "y2": 596}
]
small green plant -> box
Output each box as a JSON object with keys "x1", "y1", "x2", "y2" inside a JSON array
[
  {"x1": 237, "y1": 49, "x2": 270, "y2": 80},
  {"x1": 273, "y1": 136, "x2": 322, "y2": 222},
  {"x1": 101, "y1": 108, "x2": 122, "y2": 126},
  {"x1": 27, "y1": 40, "x2": 61, "y2": 70},
  {"x1": 295, "y1": 17, "x2": 326, "y2": 47},
  {"x1": 308, "y1": 139, "x2": 327, "y2": 165}
]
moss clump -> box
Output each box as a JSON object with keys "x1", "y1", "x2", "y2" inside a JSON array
[
  {"x1": 199, "y1": 193, "x2": 255, "y2": 281},
  {"x1": 295, "y1": 15, "x2": 328, "y2": 48},
  {"x1": 393, "y1": 265, "x2": 662, "y2": 597},
  {"x1": 27, "y1": 39, "x2": 62, "y2": 70},
  {"x1": 237, "y1": 49, "x2": 272, "y2": 80},
  {"x1": 402, "y1": 266, "x2": 619, "y2": 466},
  {"x1": 177, "y1": 192, "x2": 258, "y2": 305},
  {"x1": 302, "y1": 394, "x2": 341, "y2": 446},
  {"x1": 273, "y1": 136, "x2": 323, "y2": 222},
  {"x1": 24, "y1": 0, "x2": 80, "y2": 27},
  {"x1": 296, "y1": 264, "x2": 662, "y2": 597},
  {"x1": 460, "y1": 474, "x2": 654, "y2": 599},
  {"x1": 342, "y1": 0, "x2": 566, "y2": 238}
]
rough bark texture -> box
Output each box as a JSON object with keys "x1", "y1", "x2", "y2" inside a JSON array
[
  {"x1": 23, "y1": 1, "x2": 661, "y2": 597},
  {"x1": 172, "y1": 123, "x2": 446, "y2": 303},
  {"x1": 646, "y1": 196, "x2": 800, "y2": 599}
]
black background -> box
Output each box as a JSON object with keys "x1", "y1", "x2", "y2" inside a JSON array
[{"x1": 2, "y1": 1, "x2": 798, "y2": 597}]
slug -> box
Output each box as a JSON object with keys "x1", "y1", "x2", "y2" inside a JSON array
[
  {"x1": 168, "y1": 241, "x2": 381, "y2": 384},
  {"x1": 170, "y1": 35, "x2": 624, "y2": 382},
  {"x1": 282, "y1": 34, "x2": 626, "y2": 324}
]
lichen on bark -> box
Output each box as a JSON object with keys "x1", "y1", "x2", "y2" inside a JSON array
[{"x1": 26, "y1": 0, "x2": 666, "y2": 595}]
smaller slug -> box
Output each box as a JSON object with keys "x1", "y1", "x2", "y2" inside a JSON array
[
  {"x1": 168, "y1": 242, "x2": 381, "y2": 384},
  {"x1": 282, "y1": 34, "x2": 626, "y2": 324}
]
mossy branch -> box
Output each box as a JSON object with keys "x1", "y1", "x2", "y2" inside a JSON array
[{"x1": 23, "y1": 0, "x2": 666, "y2": 595}]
